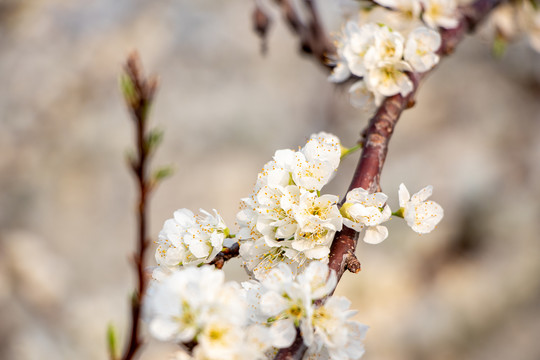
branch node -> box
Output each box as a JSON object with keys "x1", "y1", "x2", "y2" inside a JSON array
[{"x1": 345, "y1": 252, "x2": 361, "y2": 274}]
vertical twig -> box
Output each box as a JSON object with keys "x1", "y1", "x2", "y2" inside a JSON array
[{"x1": 118, "y1": 52, "x2": 159, "y2": 360}]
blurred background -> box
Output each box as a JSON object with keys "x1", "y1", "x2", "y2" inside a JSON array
[{"x1": 1, "y1": 0, "x2": 540, "y2": 359}]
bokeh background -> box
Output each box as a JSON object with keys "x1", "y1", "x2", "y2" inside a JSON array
[{"x1": 1, "y1": 0, "x2": 540, "y2": 359}]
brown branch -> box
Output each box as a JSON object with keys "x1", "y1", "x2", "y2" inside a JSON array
[
  {"x1": 274, "y1": 328, "x2": 308, "y2": 360},
  {"x1": 273, "y1": 0, "x2": 507, "y2": 358},
  {"x1": 253, "y1": 2, "x2": 272, "y2": 55},
  {"x1": 329, "y1": 0, "x2": 508, "y2": 287},
  {"x1": 119, "y1": 52, "x2": 159, "y2": 360},
  {"x1": 270, "y1": 0, "x2": 336, "y2": 68},
  {"x1": 209, "y1": 242, "x2": 240, "y2": 269}
]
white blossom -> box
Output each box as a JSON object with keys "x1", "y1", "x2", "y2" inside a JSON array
[
  {"x1": 342, "y1": 22, "x2": 379, "y2": 77},
  {"x1": 255, "y1": 264, "x2": 313, "y2": 346},
  {"x1": 292, "y1": 191, "x2": 343, "y2": 260},
  {"x1": 145, "y1": 267, "x2": 277, "y2": 360},
  {"x1": 237, "y1": 133, "x2": 344, "y2": 278},
  {"x1": 518, "y1": 1, "x2": 540, "y2": 52},
  {"x1": 366, "y1": 60, "x2": 414, "y2": 97},
  {"x1": 489, "y1": 2, "x2": 540, "y2": 54},
  {"x1": 349, "y1": 79, "x2": 387, "y2": 109},
  {"x1": 341, "y1": 187, "x2": 392, "y2": 244},
  {"x1": 303, "y1": 132, "x2": 342, "y2": 171},
  {"x1": 255, "y1": 184, "x2": 299, "y2": 241},
  {"x1": 420, "y1": 0, "x2": 460, "y2": 29},
  {"x1": 374, "y1": 0, "x2": 422, "y2": 21},
  {"x1": 364, "y1": 25, "x2": 405, "y2": 69},
  {"x1": 245, "y1": 262, "x2": 340, "y2": 349},
  {"x1": 197, "y1": 320, "x2": 246, "y2": 359},
  {"x1": 144, "y1": 266, "x2": 243, "y2": 343},
  {"x1": 404, "y1": 26, "x2": 441, "y2": 72},
  {"x1": 297, "y1": 261, "x2": 337, "y2": 300},
  {"x1": 328, "y1": 61, "x2": 351, "y2": 83},
  {"x1": 155, "y1": 208, "x2": 228, "y2": 267},
  {"x1": 309, "y1": 296, "x2": 369, "y2": 360},
  {"x1": 398, "y1": 183, "x2": 444, "y2": 233}
]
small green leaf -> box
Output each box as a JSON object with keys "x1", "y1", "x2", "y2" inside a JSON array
[
  {"x1": 106, "y1": 323, "x2": 118, "y2": 360},
  {"x1": 120, "y1": 74, "x2": 137, "y2": 104},
  {"x1": 153, "y1": 166, "x2": 174, "y2": 182},
  {"x1": 492, "y1": 34, "x2": 507, "y2": 58},
  {"x1": 145, "y1": 128, "x2": 164, "y2": 154}
]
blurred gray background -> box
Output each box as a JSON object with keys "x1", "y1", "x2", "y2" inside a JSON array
[{"x1": 1, "y1": 0, "x2": 540, "y2": 359}]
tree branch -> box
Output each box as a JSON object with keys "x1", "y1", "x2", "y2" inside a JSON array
[
  {"x1": 119, "y1": 52, "x2": 159, "y2": 360},
  {"x1": 270, "y1": 0, "x2": 336, "y2": 68},
  {"x1": 273, "y1": 0, "x2": 507, "y2": 358},
  {"x1": 209, "y1": 242, "x2": 240, "y2": 269}
]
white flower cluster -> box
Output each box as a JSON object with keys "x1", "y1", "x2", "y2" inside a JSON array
[
  {"x1": 490, "y1": 1, "x2": 540, "y2": 53},
  {"x1": 237, "y1": 132, "x2": 344, "y2": 279},
  {"x1": 341, "y1": 183, "x2": 444, "y2": 243},
  {"x1": 156, "y1": 208, "x2": 229, "y2": 268},
  {"x1": 235, "y1": 132, "x2": 444, "y2": 278},
  {"x1": 330, "y1": 22, "x2": 442, "y2": 109},
  {"x1": 245, "y1": 262, "x2": 368, "y2": 360},
  {"x1": 398, "y1": 183, "x2": 444, "y2": 234},
  {"x1": 374, "y1": 0, "x2": 460, "y2": 30},
  {"x1": 145, "y1": 262, "x2": 368, "y2": 360},
  {"x1": 148, "y1": 131, "x2": 446, "y2": 360},
  {"x1": 145, "y1": 266, "x2": 277, "y2": 360}
]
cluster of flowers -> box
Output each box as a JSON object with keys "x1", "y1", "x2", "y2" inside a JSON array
[
  {"x1": 155, "y1": 208, "x2": 229, "y2": 268},
  {"x1": 490, "y1": 0, "x2": 540, "y2": 53},
  {"x1": 237, "y1": 132, "x2": 343, "y2": 278},
  {"x1": 145, "y1": 262, "x2": 367, "y2": 360},
  {"x1": 330, "y1": 0, "x2": 462, "y2": 109},
  {"x1": 148, "y1": 132, "x2": 444, "y2": 359},
  {"x1": 155, "y1": 133, "x2": 444, "y2": 279},
  {"x1": 330, "y1": 22, "x2": 442, "y2": 109},
  {"x1": 237, "y1": 133, "x2": 443, "y2": 279},
  {"x1": 371, "y1": 0, "x2": 460, "y2": 30}
]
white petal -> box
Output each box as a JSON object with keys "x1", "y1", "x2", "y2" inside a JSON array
[
  {"x1": 270, "y1": 320, "x2": 297, "y2": 348},
  {"x1": 328, "y1": 62, "x2": 351, "y2": 83},
  {"x1": 362, "y1": 225, "x2": 389, "y2": 244},
  {"x1": 148, "y1": 317, "x2": 180, "y2": 341},
  {"x1": 261, "y1": 291, "x2": 289, "y2": 316},
  {"x1": 398, "y1": 183, "x2": 410, "y2": 207},
  {"x1": 411, "y1": 185, "x2": 433, "y2": 203}
]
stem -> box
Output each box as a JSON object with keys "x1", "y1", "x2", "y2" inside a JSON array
[
  {"x1": 271, "y1": 0, "x2": 335, "y2": 69},
  {"x1": 209, "y1": 243, "x2": 241, "y2": 270},
  {"x1": 120, "y1": 52, "x2": 159, "y2": 360},
  {"x1": 340, "y1": 143, "x2": 363, "y2": 160}
]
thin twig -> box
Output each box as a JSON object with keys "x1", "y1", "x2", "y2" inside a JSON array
[
  {"x1": 271, "y1": 0, "x2": 336, "y2": 68},
  {"x1": 209, "y1": 242, "x2": 241, "y2": 269},
  {"x1": 120, "y1": 52, "x2": 159, "y2": 360}
]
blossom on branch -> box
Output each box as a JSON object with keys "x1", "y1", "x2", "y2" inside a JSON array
[
  {"x1": 404, "y1": 26, "x2": 441, "y2": 72},
  {"x1": 329, "y1": 21, "x2": 441, "y2": 108},
  {"x1": 341, "y1": 187, "x2": 392, "y2": 244},
  {"x1": 145, "y1": 266, "x2": 281, "y2": 360},
  {"x1": 156, "y1": 208, "x2": 228, "y2": 267},
  {"x1": 398, "y1": 183, "x2": 444, "y2": 233},
  {"x1": 420, "y1": 0, "x2": 459, "y2": 29},
  {"x1": 243, "y1": 262, "x2": 368, "y2": 360},
  {"x1": 237, "y1": 133, "x2": 344, "y2": 279},
  {"x1": 490, "y1": 1, "x2": 540, "y2": 53},
  {"x1": 307, "y1": 296, "x2": 369, "y2": 360}
]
